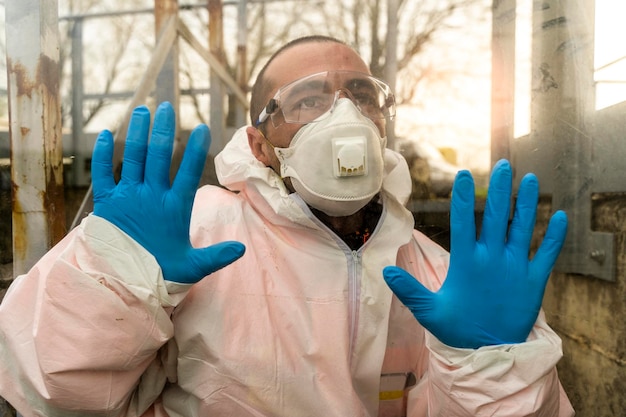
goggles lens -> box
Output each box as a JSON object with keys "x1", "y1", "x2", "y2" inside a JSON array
[{"x1": 258, "y1": 71, "x2": 395, "y2": 127}]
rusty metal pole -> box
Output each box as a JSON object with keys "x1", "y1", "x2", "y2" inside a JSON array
[{"x1": 5, "y1": 0, "x2": 65, "y2": 277}]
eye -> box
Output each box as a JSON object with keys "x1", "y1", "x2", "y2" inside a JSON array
[
  {"x1": 288, "y1": 94, "x2": 331, "y2": 114},
  {"x1": 298, "y1": 96, "x2": 323, "y2": 109},
  {"x1": 347, "y1": 81, "x2": 380, "y2": 107},
  {"x1": 355, "y1": 92, "x2": 378, "y2": 106},
  {"x1": 353, "y1": 91, "x2": 382, "y2": 114},
  {"x1": 282, "y1": 93, "x2": 333, "y2": 122}
]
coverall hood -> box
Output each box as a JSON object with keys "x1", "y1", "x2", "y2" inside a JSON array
[{"x1": 215, "y1": 126, "x2": 413, "y2": 225}]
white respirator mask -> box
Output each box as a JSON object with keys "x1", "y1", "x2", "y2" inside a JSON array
[{"x1": 273, "y1": 98, "x2": 386, "y2": 217}]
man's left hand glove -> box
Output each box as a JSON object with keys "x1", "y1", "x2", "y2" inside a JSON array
[{"x1": 383, "y1": 159, "x2": 568, "y2": 349}]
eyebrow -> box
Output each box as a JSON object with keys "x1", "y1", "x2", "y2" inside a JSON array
[
  {"x1": 281, "y1": 79, "x2": 330, "y2": 102},
  {"x1": 279, "y1": 73, "x2": 376, "y2": 100},
  {"x1": 345, "y1": 77, "x2": 376, "y2": 91}
]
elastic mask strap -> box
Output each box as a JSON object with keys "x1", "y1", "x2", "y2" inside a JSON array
[
  {"x1": 256, "y1": 128, "x2": 289, "y2": 181},
  {"x1": 257, "y1": 128, "x2": 277, "y2": 150}
]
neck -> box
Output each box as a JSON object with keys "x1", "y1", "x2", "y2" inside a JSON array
[
  {"x1": 311, "y1": 198, "x2": 383, "y2": 250},
  {"x1": 280, "y1": 175, "x2": 382, "y2": 246},
  {"x1": 313, "y1": 208, "x2": 366, "y2": 236}
]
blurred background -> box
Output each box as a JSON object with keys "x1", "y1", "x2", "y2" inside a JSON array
[{"x1": 0, "y1": 1, "x2": 625, "y2": 416}]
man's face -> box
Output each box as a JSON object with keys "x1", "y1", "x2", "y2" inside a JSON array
[{"x1": 252, "y1": 42, "x2": 387, "y2": 175}]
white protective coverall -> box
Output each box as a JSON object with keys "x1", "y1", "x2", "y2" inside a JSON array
[{"x1": 0, "y1": 127, "x2": 574, "y2": 417}]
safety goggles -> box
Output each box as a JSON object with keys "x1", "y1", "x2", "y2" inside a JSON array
[{"x1": 255, "y1": 70, "x2": 396, "y2": 128}]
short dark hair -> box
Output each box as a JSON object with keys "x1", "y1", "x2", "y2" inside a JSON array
[{"x1": 249, "y1": 35, "x2": 349, "y2": 129}]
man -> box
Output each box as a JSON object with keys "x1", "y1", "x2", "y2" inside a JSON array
[{"x1": 0, "y1": 36, "x2": 574, "y2": 416}]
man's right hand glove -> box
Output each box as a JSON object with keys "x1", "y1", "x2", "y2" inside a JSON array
[{"x1": 92, "y1": 101, "x2": 245, "y2": 284}]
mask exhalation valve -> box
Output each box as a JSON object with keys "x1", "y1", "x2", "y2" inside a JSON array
[{"x1": 332, "y1": 136, "x2": 368, "y2": 178}]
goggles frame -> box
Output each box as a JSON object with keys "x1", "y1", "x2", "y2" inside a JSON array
[{"x1": 255, "y1": 70, "x2": 396, "y2": 128}]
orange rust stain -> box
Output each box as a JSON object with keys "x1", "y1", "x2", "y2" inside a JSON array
[
  {"x1": 6, "y1": 54, "x2": 59, "y2": 99},
  {"x1": 7, "y1": 53, "x2": 66, "y2": 249},
  {"x1": 36, "y1": 53, "x2": 60, "y2": 96},
  {"x1": 11, "y1": 186, "x2": 27, "y2": 258},
  {"x1": 43, "y1": 180, "x2": 67, "y2": 245},
  {"x1": 7, "y1": 58, "x2": 36, "y2": 98}
]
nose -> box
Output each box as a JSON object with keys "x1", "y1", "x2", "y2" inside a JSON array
[
  {"x1": 332, "y1": 88, "x2": 362, "y2": 112},
  {"x1": 335, "y1": 88, "x2": 355, "y2": 101}
]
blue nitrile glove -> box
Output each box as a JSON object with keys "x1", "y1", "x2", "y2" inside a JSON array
[
  {"x1": 91, "y1": 101, "x2": 245, "y2": 284},
  {"x1": 383, "y1": 159, "x2": 568, "y2": 349}
]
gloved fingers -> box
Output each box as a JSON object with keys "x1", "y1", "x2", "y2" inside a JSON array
[
  {"x1": 145, "y1": 102, "x2": 176, "y2": 190},
  {"x1": 449, "y1": 170, "x2": 477, "y2": 259},
  {"x1": 91, "y1": 129, "x2": 116, "y2": 198},
  {"x1": 479, "y1": 159, "x2": 512, "y2": 250},
  {"x1": 529, "y1": 210, "x2": 568, "y2": 282},
  {"x1": 185, "y1": 241, "x2": 246, "y2": 282},
  {"x1": 172, "y1": 124, "x2": 211, "y2": 199},
  {"x1": 120, "y1": 106, "x2": 151, "y2": 184},
  {"x1": 383, "y1": 266, "x2": 434, "y2": 317},
  {"x1": 507, "y1": 173, "x2": 539, "y2": 254}
]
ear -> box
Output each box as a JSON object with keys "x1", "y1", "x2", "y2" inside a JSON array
[{"x1": 247, "y1": 126, "x2": 273, "y2": 166}]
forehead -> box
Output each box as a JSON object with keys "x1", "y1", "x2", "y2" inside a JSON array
[{"x1": 265, "y1": 42, "x2": 370, "y2": 95}]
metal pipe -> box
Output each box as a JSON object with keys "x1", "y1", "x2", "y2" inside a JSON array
[{"x1": 71, "y1": 18, "x2": 84, "y2": 187}]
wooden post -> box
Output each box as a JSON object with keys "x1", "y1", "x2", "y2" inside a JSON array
[{"x1": 208, "y1": 0, "x2": 226, "y2": 154}]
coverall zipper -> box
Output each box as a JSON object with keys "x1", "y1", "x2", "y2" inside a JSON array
[
  {"x1": 304, "y1": 213, "x2": 365, "y2": 364},
  {"x1": 297, "y1": 199, "x2": 385, "y2": 367},
  {"x1": 348, "y1": 249, "x2": 362, "y2": 367}
]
